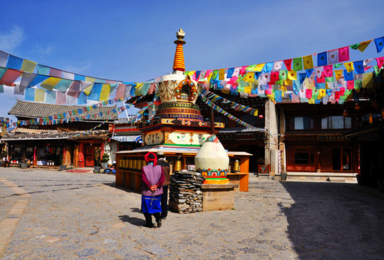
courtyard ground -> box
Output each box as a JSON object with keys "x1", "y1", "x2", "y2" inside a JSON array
[{"x1": 0, "y1": 168, "x2": 383, "y2": 259}]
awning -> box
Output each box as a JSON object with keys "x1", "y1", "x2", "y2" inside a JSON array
[{"x1": 112, "y1": 135, "x2": 142, "y2": 142}]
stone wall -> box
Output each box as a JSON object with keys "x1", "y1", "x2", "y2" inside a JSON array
[{"x1": 169, "y1": 171, "x2": 205, "y2": 214}]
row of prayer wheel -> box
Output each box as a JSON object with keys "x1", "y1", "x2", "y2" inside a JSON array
[{"x1": 119, "y1": 157, "x2": 147, "y2": 171}]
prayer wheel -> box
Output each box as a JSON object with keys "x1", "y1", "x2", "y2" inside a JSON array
[
  {"x1": 174, "y1": 160, "x2": 182, "y2": 172},
  {"x1": 142, "y1": 160, "x2": 147, "y2": 167},
  {"x1": 233, "y1": 160, "x2": 240, "y2": 172},
  {"x1": 124, "y1": 159, "x2": 128, "y2": 169},
  {"x1": 133, "y1": 159, "x2": 137, "y2": 170},
  {"x1": 136, "y1": 160, "x2": 142, "y2": 170},
  {"x1": 128, "y1": 159, "x2": 133, "y2": 169}
]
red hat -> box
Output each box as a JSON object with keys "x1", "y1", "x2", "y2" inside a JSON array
[{"x1": 144, "y1": 152, "x2": 157, "y2": 166}]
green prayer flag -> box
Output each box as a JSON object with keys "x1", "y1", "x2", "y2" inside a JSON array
[
  {"x1": 293, "y1": 57, "x2": 303, "y2": 71},
  {"x1": 374, "y1": 65, "x2": 382, "y2": 76},
  {"x1": 325, "y1": 77, "x2": 334, "y2": 82},
  {"x1": 355, "y1": 79, "x2": 362, "y2": 89},
  {"x1": 275, "y1": 80, "x2": 284, "y2": 85},
  {"x1": 350, "y1": 43, "x2": 360, "y2": 50},
  {"x1": 334, "y1": 64, "x2": 343, "y2": 68},
  {"x1": 279, "y1": 70, "x2": 288, "y2": 80}
]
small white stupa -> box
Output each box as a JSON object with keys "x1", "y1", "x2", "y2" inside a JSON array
[{"x1": 195, "y1": 135, "x2": 229, "y2": 184}]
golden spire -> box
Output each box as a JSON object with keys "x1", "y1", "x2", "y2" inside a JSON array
[{"x1": 173, "y1": 29, "x2": 186, "y2": 72}]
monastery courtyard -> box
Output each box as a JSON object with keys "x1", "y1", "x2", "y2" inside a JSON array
[{"x1": 0, "y1": 168, "x2": 383, "y2": 260}]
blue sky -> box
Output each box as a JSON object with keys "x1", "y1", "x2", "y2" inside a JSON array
[{"x1": 1, "y1": 0, "x2": 384, "y2": 121}]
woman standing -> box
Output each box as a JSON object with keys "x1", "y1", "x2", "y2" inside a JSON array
[{"x1": 141, "y1": 152, "x2": 165, "y2": 228}]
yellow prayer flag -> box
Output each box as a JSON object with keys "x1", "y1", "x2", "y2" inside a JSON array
[
  {"x1": 206, "y1": 72, "x2": 213, "y2": 81},
  {"x1": 243, "y1": 72, "x2": 255, "y2": 82},
  {"x1": 134, "y1": 83, "x2": 144, "y2": 95},
  {"x1": 303, "y1": 78, "x2": 314, "y2": 89},
  {"x1": 303, "y1": 55, "x2": 314, "y2": 70},
  {"x1": 308, "y1": 98, "x2": 315, "y2": 104},
  {"x1": 41, "y1": 77, "x2": 61, "y2": 91},
  {"x1": 267, "y1": 93, "x2": 274, "y2": 101},
  {"x1": 35, "y1": 89, "x2": 45, "y2": 102},
  {"x1": 85, "y1": 77, "x2": 95, "y2": 82},
  {"x1": 357, "y1": 40, "x2": 372, "y2": 52},
  {"x1": 83, "y1": 83, "x2": 94, "y2": 96},
  {"x1": 21, "y1": 59, "x2": 37, "y2": 73},
  {"x1": 253, "y1": 109, "x2": 258, "y2": 116},
  {"x1": 281, "y1": 86, "x2": 287, "y2": 92},
  {"x1": 288, "y1": 71, "x2": 297, "y2": 80},
  {"x1": 187, "y1": 71, "x2": 195, "y2": 77},
  {"x1": 100, "y1": 84, "x2": 110, "y2": 101},
  {"x1": 283, "y1": 79, "x2": 292, "y2": 85},
  {"x1": 334, "y1": 70, "x2": 343, "y2": 81},
  {"x1": 254, "y1": 63, "x2": 265, "y2": 72},
  {"x1": 345, "y1": 62, "x2": 354, "y2": 73},
  {"x1": 362, "y1": 73, "x2": 374, "y2": 88},
  {"x1": 318, "y1": 89, "x2": 325, "y2": 99},
  {"x1": 219, "y1": 69, "x2": 226, "y2": 80},
  {"x1": 244, "y1": 86, "x2": 251, "y2": 93}
]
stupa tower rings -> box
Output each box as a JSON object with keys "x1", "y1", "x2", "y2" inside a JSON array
[{"x1": 157, "y1": 29, "x2": 203, "y2": 122}]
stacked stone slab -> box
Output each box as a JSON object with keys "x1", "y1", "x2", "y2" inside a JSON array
[{"x1": 169, "y1": 171, "x2": 205, "y2": 213}]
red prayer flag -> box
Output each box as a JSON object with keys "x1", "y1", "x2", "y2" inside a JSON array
[
  {"x1": 347, "y1": 80, "x2": 354, "y2": 90},
  {"x1": 376, "y1": 57, "x2": 384, "y2": 68},
  {"x1": 338, "y1": 46, "x2": 350, "y2": 62},
  {"x1": 270, "y1": 71, "x2": 279, "y2": 84},
  {"x1": 239, "y1": 66, "x2": 247, "y2": 75},
  {"x1": 284, "y1": 59, "x2": 292, "y2": 71},
  {"x1": 323, "y1": 65, "x2": 333, "y2": 77},
  {"x1": 0, "y1": 69, "x2": 22, "y2": 86},
  {"x1": 317, "y1": 72, "x2": 325, "y2": 83}
]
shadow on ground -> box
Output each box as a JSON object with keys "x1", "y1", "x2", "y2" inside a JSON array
[
  {"x1": 119, "y1": 214, "x2": 146, "y2": 227},
  {"x1": 279, "y1": 181, "x2": 384, "y2": 260}
]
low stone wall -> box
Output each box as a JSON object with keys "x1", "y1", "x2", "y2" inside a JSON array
[{"x1": 169, "y1": 172, "x2": 205, "y2": 214}]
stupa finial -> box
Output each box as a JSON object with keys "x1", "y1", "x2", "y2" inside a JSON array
[{"x1": 173, "y1": 28, "x2": 186, "y2": 72}]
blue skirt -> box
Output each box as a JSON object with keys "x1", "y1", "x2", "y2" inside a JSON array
[{"x1": 142, "y1": 195, "x2": 162, "y2": 214}]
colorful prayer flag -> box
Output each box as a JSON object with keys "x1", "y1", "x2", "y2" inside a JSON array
[
  {"x1": 357, "y1": 40, "x2": 372, "y2": 52},
  {"x1": 338, "y1": 47, "x2": 349, "y2": 62},
  {"x1": 293, "y1": 57, "x2": 302, "y2": 71},
  {"x1": 317, "y1": 52, "x2": 327, "y2": 66},
  {"x1": 303, "y1": 55, "x2": 314, "y2": 70},
  {"x1": 328, "y1": 50, "x2": 339, "y2": 64},
  {"x1": 374, "y1": 37, "x2": 384, "y2": 53},
  {"x1": 284, "y1": 59, "x2": 292, "y2": 71}
]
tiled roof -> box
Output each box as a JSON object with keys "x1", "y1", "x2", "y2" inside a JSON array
[
  {"x1": 3, "y1": 128, "x2": 110, "y2": 141},
  {"x1": 8, "y1": 100, "x2": 117, "y2": 121}
]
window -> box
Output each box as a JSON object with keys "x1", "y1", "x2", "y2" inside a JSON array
[
  {"x1": 290, "y1": 117, "x2": 314, "y2": 130},
  {"x1": 321, "y1": 116, "x2": 351, "y2": 129},
  {"x1": 294, "y1": 149, "x2": 315, "y2": 164}
]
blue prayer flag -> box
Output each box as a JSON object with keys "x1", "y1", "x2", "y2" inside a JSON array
[
  {"x1": 343, "y1": 69, "x2": 354, "y2": 81},
  {"x1": 6, "y1": 55, "x2": 23, "y2": 70},
  {"x1": 292, "y1": 80, "x2": 300, "y2": 95},
  {"x1": 25, "y1": 88, "x2": 35, "y2": 101},
  {"x1": 306, "y1": 69, "x2": 314, "y2": 78},
  {"x1": 75, "y1": 74, "x2": 85, "y2": 81},
  {"x1": 262, "y1": 62, "x2": 273, "y2": 73},
  {"x1": 299, "y1": 73, "x2": 307, "y2": 84},
  {"x1": 195, "y1": 71, "x2": 201, "y2": 79},
  {"x1": 317, "y1": 52, "x2": 328, "y2": 66},
  {"x1": 78, "y1": 92, "x2": 88, "y2": 105},
  {"x1": 353, "y1": 61, "x2": 364, "y2": 74},
  {"x1": 28, "y1": 74, "x2": 48, "y2": 87},
  {"x1": 88, "y1": 83, "x2": 102, "y2": 101},
  {"x1": 255, "y1": 72, "x2": 261, "y2": 79},
  {"x1": 374, "y1": 37, "x2": 384, "y2": 53},
  {"x1": 316, "y1": 83, "x2": 326, "y2": 89},
  {"x1": 227, "y1": 68, "x2": 234, "y2": 78}
]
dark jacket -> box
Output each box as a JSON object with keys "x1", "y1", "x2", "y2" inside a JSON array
[{"x1": 157, "y1": 159, "x2": 170, "y2": 186}]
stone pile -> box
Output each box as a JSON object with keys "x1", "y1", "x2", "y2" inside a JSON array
[{"x1": 169, "y1": 171, "x2": 205, "y2": 214}]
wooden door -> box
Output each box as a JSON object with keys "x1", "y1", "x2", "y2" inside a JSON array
[{"x1": 85, "y1": 145, "x2": 95, "y2": 167}]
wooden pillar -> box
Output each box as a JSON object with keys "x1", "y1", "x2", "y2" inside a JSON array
[
  {"x1": 33, "y1": 146, "x2": 37, "y2": 166},
  {"x1": 73, "y1": 144, "x2": 79, "y2": 168}
]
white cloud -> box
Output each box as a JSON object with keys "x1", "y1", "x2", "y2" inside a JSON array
[
  {"x1": 34, "y1": 44, "x2": 55, "y2": 55},
  {"x1": 0, "y1": 26, "x2": 24, "y2": 53}
]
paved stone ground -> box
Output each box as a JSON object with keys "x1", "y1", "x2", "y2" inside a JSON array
[{"x1": 1, "y1": 168, "x2": 384, "y2": 260}]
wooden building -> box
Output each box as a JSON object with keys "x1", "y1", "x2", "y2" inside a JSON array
[{"x1": 3, "y1": 100, "x2": 116, "y2": 167}]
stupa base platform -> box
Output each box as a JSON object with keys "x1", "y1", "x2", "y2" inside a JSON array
[{"x1": 201, "y1": 183, "x2": 238, "y2": 211}]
